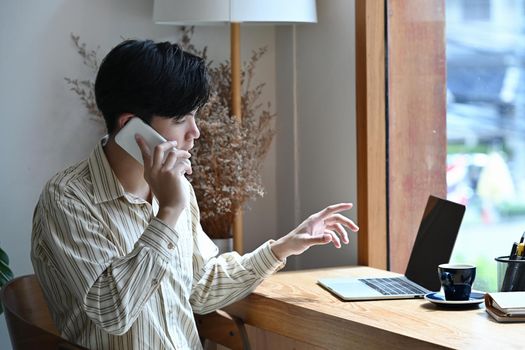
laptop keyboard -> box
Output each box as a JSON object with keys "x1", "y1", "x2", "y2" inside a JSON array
[{"x1": 359, "y1": 277, "x2": 427, "y2": 295}]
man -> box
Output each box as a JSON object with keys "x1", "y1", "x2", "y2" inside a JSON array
[{"x1": 31, "y1": 40, "x2": 358, "y2": 349}]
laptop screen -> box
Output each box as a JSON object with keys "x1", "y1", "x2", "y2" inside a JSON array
[{"x1": 404, "y1": 196, "x2": 466, "y2": 291}]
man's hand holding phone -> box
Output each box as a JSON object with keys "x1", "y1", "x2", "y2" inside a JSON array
[{"x1": 135, "y1": 135, "x2": 191, "y2": 227}]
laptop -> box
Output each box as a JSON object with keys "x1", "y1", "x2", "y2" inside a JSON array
[{"x1": 318, "y1": 195, "x2": 466, "y2": 300}]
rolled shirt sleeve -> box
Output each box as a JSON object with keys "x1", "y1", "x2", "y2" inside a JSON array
[{"x1": 188, "y1": 187, "x2": 285, "y2": 314}]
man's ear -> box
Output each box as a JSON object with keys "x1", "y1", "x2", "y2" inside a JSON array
[{"x1": 116, "y1": 113, "x2": 135, "y2": 131}]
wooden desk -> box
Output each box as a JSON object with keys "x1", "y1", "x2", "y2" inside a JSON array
[{"x1": 224, "y1": 266, "x2": 523, "y2": 349}]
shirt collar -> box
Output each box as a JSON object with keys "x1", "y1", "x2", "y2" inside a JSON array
[{"x1": 88, "y1": 137, "x2": 127, "y2": 204}]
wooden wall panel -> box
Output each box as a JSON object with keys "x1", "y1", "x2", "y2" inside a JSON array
[
  {"x1": 355, "y1": 0, "x2": 387, "y2": 269},
  {"x1": 386, "y1": 0, "x2": 447, "y2": 273}
]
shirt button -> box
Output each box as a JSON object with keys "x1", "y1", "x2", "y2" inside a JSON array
[
  {"x1": 152, "y1": 279, "x2": 159, "y2": 286},
  {"x1": 167, "y1": 242, "x2": 174, "y2": 250}
]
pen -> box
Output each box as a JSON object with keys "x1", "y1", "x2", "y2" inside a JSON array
[
  {"x1": 503, "y1": 240, "x2": 525, "y2": 291},
  {"x1": 510, "y1": 242, "x2": 518, "y2": 260},
  {"x1": 517, "y1": 243, "x2": 525, "y2": 258},
  {"x1": 513, "y1": 243, "x2": 525, "y2": 291}
]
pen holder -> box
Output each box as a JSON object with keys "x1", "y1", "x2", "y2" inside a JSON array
[{"x1": 495, "y1": 256, "x2": 525, "y2": 292}]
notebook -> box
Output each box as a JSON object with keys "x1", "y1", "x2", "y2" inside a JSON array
[{"x1": 318, "y1": 195, "x2": 466, "y2": 300}]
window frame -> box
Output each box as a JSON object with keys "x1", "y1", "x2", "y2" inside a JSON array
[{"x1": 356, "y1": 0, "x2": 447, "y2": 272}]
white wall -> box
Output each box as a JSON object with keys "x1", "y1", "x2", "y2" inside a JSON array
[
  {"x1": 0, "y1": 0, "x2": 356, "y2": 348},
  {"x1": 275, "y1": 0, "x2": 357, "y2": 269},
  {"x1": 0, "y1": 1, "x2": 277, "y2": 348},
  {"x1": 296, "y1": 0, "x2": 357, "y2": 269}
]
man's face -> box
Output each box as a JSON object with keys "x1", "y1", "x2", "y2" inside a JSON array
[{"x1": 149, "y1": 111, "x2": 200, "y2": 151}]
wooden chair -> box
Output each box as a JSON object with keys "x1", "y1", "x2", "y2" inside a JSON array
[
  {"x1": 196, "y1": 310, "x2": 251, "y2": 350},
  {"x1": 1, "y1": 274, "x2": 87, "y2": 350},
  {"x1": 1, "y1": 274, "x2": 250, "y2": 350}
]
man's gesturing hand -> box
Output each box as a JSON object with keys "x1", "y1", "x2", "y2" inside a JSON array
[{"x1": 270, "y1": 203, "x2": 359, "y2": 260}]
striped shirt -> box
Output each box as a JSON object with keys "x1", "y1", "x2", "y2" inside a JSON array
[{"x1": 31, "y1": 139, "x2": 285, "y2": 350}]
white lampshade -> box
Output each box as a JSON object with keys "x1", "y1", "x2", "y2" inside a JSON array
[{"x1": 153, "y1": 0, "x2": 317, "y2": 25}]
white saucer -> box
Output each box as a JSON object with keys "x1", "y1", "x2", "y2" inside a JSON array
[{"x1": 424, "y1": 291, "x2": 485, "y2": 306}]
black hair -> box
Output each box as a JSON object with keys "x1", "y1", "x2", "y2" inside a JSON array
[{"x1": 95, "y1": 40, "x2": 210, "y2": 133}]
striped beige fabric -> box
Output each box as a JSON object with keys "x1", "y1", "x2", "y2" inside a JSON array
[{"x1": 31, "y1": 139, "x2": 285, "y2": 350}]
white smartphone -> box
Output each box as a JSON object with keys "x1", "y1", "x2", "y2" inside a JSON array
[{"x1": 115, "y1": 117, "x2": 168, "y2": 165}]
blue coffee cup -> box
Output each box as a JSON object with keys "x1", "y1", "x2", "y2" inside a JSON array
[{"x1": 438, "y1": 263, "x2": 476, "y2": 301}]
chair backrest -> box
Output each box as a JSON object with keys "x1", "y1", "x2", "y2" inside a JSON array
[
  {"x1": 2, "y1": 274, "x2": 249, "y2": 350},
  {"x1": 196, "y1": 310, "x2": 251, "y2": 350},
  {"x1": 1, "y1": 274, "x2": 87, "y2": 350}
]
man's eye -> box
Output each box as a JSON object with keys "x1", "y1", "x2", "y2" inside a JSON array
[{"x1": 174, "y1": 118, "x2": 186, "y2": 124}]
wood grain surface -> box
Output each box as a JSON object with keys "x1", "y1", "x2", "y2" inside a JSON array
[
  {"x1": 225, "y1": 267, "x2": 523, "y2": 349},
  {"x1": 355, "y1": 0, "x2": 388, "y2": 270}
]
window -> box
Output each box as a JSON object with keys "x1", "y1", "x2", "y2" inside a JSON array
[
  {"x1": 359, "y1": 1, "x2": 522, "y2": 293},
  {"x1": 446, "y1": 0, "x2": 525, "y2": 292},
  {"x1": 462, "y1": 0, "x2": 491, "y2": 21}
]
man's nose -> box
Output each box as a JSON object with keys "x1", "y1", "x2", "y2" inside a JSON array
[{"x1": 190, "y1": 119, "x2": 200, "y2": 139}]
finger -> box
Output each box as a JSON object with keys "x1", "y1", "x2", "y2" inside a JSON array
[
  {"x1": 302, "y1": 233, "x2": 332, "y2": 246},
  {"x1": 327, "y1": 222, "x2": 349, "y2": 244},
  {"x1": 163, "y1": 149, "x2": 191, "y2": 171},
  {"x1": 173, "y1": 159, "x2": 192, "y2": 175},
  {"x1": 317, "y1": 203, "x2": 353, "y2": 220},
  {"x1": 162, "y1": 150, "x2": 178, "y2": 170},
  {"x1": 173, "y1": 149, "x2": 192, "y2": 159},
  {"x1": 152, "y1": 142, "x2": 176, "y2": 169},
  {"x1": 325, "y1": 229, "x2": 341, "y2": 248},
  {"x1": 135, "y1": 135, "x2": 152, "y2": 166},
  {"x1": 166, "y1": 143, "x2": 192, "y2": 159},
  {"x1": 167, "y1": 140, "x2": 191, "y2": 159},
  {"x1": 324, "y1": 214, "x2": 359, "y2": 232}
]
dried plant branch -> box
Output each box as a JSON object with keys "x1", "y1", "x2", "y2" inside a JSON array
[
  {"x1": 65, "y1": 28, "x2": 275, "y2": 237},
  {"x1": 65, "y1": 33, "x2": 104, "y2": 123},
  {"x1": 71, "y1": 33, "x2": 100, "y2": 71}
]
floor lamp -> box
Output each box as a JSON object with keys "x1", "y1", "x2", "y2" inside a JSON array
[{"x1": 153, "y1": 0, "x2": 317, "y2": 254}]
